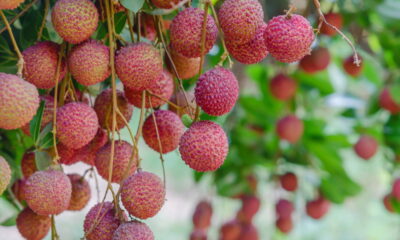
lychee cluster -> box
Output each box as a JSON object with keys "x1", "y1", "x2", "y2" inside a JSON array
[{"x1": 190, "y1": 200, "x2": 213, "y2": 239}]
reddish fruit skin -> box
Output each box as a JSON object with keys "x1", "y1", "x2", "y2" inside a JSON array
[
  {"x1": 320, "y1": 13, "x2": 343, "y2": 36},
  {"x1": 170, "y1": 7, "x2": 217, "y2": 58},
  {"x1": 24, "y1": 170, "x2": 72, "y2": 215},
  {"x1": 94, "y1": 89, "x2": 133, "y2": 130},
  {"x1": 16, "y1": 207, "x2": 51, "y2": 240},
  {"x1": 275, "y1": 199, "x2": 294, "y2": 218},
  {"x1": 279, "y1": 172, "x2": 298, "y2": 192},
  {"x1": 124, "y1": 70, "x2": 174, "y2": 108},
  {"x1": 0, "y1": 0, "x2": 25, "y2": 9},
  {"x1": 392, "y1": 178, "x2": 400, "y2": 201},
  {"x1": 226, "y1": 24, "x2": 268, "y2": 64},
  {"x1": 75, "y1": 128, "x2": 108, "y2": 166},
  {"x1": 151, "y1": 0, "x2": 180, "y2": 9},
  {"x1": 21, "y1": 152, "x2": 37, "y2": 178},
  {"x1": 12, "y1": 179, "x2": 26, "y2": 202},
  {"x1": 237, "y1": 195, "x2": 260, "y2": 223},
  {"x1": 121, "y1": 171, "x2": 165, "y2": 219},
  {"x1": 190, "y1": 230, "x2": 207, "y2": 240},
  {"x1": 269, "y1": 74, "x2": 297, "y2": 101},
  {"x1": 264, "y1": 14, "x2": 314, "y2": 63},
  {"x1": 67, "y1": 174, "x2": 91, "y2": 211},
  {"x1": 21, "y1": 95, "x2": 55, "y2": 136},
  {"x1": 192, "y1": 201, "x2": 213, "y2": 230},
  {"x1": 0, "y1": 156, "x2": 11, "y2": 195},
  {"x1": 343, "y1": 55, "x2": 363, "y2": 77},
  {"x1": 112, "y1": 221, "x2": 154, "y2": 240},
  {"x1": 116, "y1": 43, "x2": 163, "y2": 91},
  {"x1": 56, "y1": 102, "x2": 99, "y2": 149},
  {"x1": 379, "y1": 88, "x2": 400, "y2": 114},
  {"x1": 0, "y1": 73, "x2": 39, "y2": 130},
  {"x1": 142, "y1": 110, "x2": 185, "y2": 154},
  {"x1": 195, "y1": 67, "x2": 239, "y2": 116},
  {"x1": 306, "y1": 196, "x2": 330, "y2": 219},
  {"x1": 84, "y1": 202, "x2": 125, "y2": 240},
  {"x1": 354, "y1": 135, "x2": 378, "y2": 160},
  {"x1": 68, "y1": 40, "x2": 110, "y2": 86},
  {"x1": 95, "y1": 140, "x2": 137, "y2": 183},
  {"x1": 383, "y1": 194, "x2": 395, "y2": 213},
  {"x1": 299, "y1": 47, "x2": 331, "y2": 74},
  {"x1": 238, "y1": 223, "x2": 259, "y2": 240},
  {"x1": 58, "y1": 143, "x2": 80, "y2": 165},
  {"x1": 276, "y1": 115, "x2": 304, "y2": 143},
  {"x1": 276, "y1": 217, "x2": 293, "y2": 234},
  {"x1": 218, "y1": 0, "x2": 264, "y2": 44},
  {"x1": 51, "y1": 0, "x2": 99, "y2": 44},
  {"x1": 23, "y1": 41, "x2": 67, "y2": 89},
  {"x1": 179, "y1": 121, "x2": 228, "y2": 172},
  {"x1": 168, "y1": 46, "x2": 200, "y2": 79},
  {"x1": 220, "y1": 220, "x2": 241, "y2": 240}
]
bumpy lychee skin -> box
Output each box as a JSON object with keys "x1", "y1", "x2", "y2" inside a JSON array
[
  {"x1": 95, "y1": 140, "x2": 137, "y2": 183},
  {"x1": 192, "y1": 201, "x2": 213, "y2": 230},
  {"x1": 170, "y1": 7, "x2": 217, "y2": 58},
  {"x1": 299, "y1": 47, "x2": 331, "y2": 74},
  {"x1": 237, "y1": 195, "x2": 260, "y2": 224},
  {"x1": 58, "y1": 143, "x2": 80, "y2": 165},
  {"x1": 275, "y1": 199, "x2": 294, "y2": 218},
  {"x1": 0, "y1": 0, "x2": 25, "y2": 9},
  {"x1": 379, "y1": 88, "x2": 400, "y2": 114},
  {"x1": 0, "y1": 156, "x2": 11, "y2": 195},
  {"x1": 226, "y1": 23, "x2": 268, "y2": 64},
  {"x1": 0, "y1": 73, "x2": 39, "y2": 130},
  {"x1": 343, "y1": 55, "x2": 363, "y2": 77},
  {"x1": 276, "y1": 115, "x2": 304, "y2": 143},
  {"x1": 306, "y1": 196, "x2": 330, "y2": 219},
  {"x1": 94, "y1": 89, "x2": 133, "y2": 130},
  {"x1": 84, "y1": 202, "x2": 125, "y2": 240},
  {"x1": 116, "y1": 43, "x2": 163, "y2": 91},
  {"x1": 75, "y1": 128, "x2": 108, "y2": 166},
  {"x1": 279, "y1": 172, "x2": 298, "y2": 192},
  {"x1": 320, "y1": 12, "x2": 343, "y2": 36},
  {"x1": 121, "y1": 171, "x2": 165, "y2": 219},
  {"x1": 67, "y1": 174, "x2": 91, "y2": 211},
  {"x1": 354, "y1": 135, "x2": 378, "y2": 160},
  {"x1": 168, "y1": 46, "x2": 200, "y2": 79},
  {"x1": 269, "y1": 74, "x2": 297, "y2": 101},
  {"x1": 24, "y1": 170, "x2": 72, "y2": 215},
  {"x1": 151, "y1": 0, "x2": 180, "y2": 9},
  {"x1": 179, "y1": 121, "x2": 228, "y2": 172},
  {"x1": 21, "y1": 95, "x2": 55, "y2": 136},
  {"x1": 264, "y1": 14, "x2": 315, "y2": 63},
  {"x1": 219, "y1": 0, "x2": 264, "y2": 44},
  {"x1": 276, "y1": 217, "x2": 293, "y2": 234},
  {"x1": 16, "y1": 207, "x2": 51, "y2": 240},
  {"x1": 392, "y1": 178, "x2": 400, "y2": 201},
  {"x1": 56, "y1": 102, "x2": 99, "y2": 149},
  {"x1": 383, "y1": 194, "x2": 395, "y2": 213},
  {"x1": 142, "y1": 110, "x2": 185, "y2": 154},
  {"x1": 68, "y1": 40, "x2": 110, "y2": 86},
  {"x1": 22, "y1": 41, "x2": 67, "y2": 89},
  {"x1": 112, "y1": 221, "x2": 154, "y2": 240},
  {"x1": 220, "y1": 220, "x2": 241, "y2": 240},
  {"x1": 124, "y1": 70, "x2": 174, "y2": 109},
  {"x1": 21, "y1": 152, "x2": 37, "y2": 178},
  {"x1": 195, "y1": 67, "x2": 239, "y2": 116},
  {"x1": 51, "y1": 0, "x2": 99, "y2": 44}
]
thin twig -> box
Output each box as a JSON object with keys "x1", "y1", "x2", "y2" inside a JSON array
[
  {"x1": 125, "y1": 9, "x2": 135, "y2": 42},
  {"x1": 198, "y1": 1, "x2": 210, "y2": 76},
  {"x1": 37, "y1": 0, "x2": 49, "y2": 41}
]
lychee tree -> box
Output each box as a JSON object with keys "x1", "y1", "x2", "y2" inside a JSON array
[{"x1": 0, "y1": 0, "x2": 399, "y2": 239}]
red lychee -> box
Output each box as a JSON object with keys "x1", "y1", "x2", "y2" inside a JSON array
[
  {"x1": 392, "y1": 178, "x2": 400, "y2": 201},
  {"x1": 0, "y1": 156, "x2": 11, "y2": 195},
  {"x1": 343, "y1": 54, "x2": 363, "y2": 77},
  {"x1": 21, "y1": 152, "x2": 37, "y2": 178},
  {"x1": 276, "y1": 115, "x2": 304, "y2": 143},
  {"x1": 275, "y1": 199, "x2": 294, "y2": 218},
  {"x1": 192, "y1": 200, "x2": 213, "y2": 230},
  {"x1": 190, "y1": 230, "x2": 207, "y2": 240},
  {"x1": 168, "y1": 46, "x2": 200, "y2": 80},
  {"x1": 269, "y1": 74, "x2": 297, "y2": 101},
  {"x1": 0, "y1": 0, "x2": 25, "y2": 9},
  {"x1": 379, "y1": 88, "x2": 400, "y2": 114},
  {"x1": 306, "y1": 196, "x2": 330, "y2": 219},
  {"x1": 75, "y1": 128, "x2": 108, "y2": 166},
  {"x1": 151, "y1": 0, "x2": 181, "y2": 9},
  {"x1": 238, "y1": 223, "x2": 259, "y2": 240},
  {"x1": 12, "y1": 179, "x2": 26, "y2": 202},
  {"x1": 237, "y1": 195, "x2": 260, "y2": 224},
  {"x1": 383, "y1": 194, "x2": 395, "y2": 213},
  {"x1": 16, "y1": 207, "x2": 51, "y2": 240},
  {"x1": 354, "y1": 135, "x2": 378, "y2": 160},
  {"x1": 279, "y1": 172, "x2": 298, "y2": 192},
  {"x1": 179, "y1": 121, "x2": 228, "y2": 172},
  {"x1": 67, "y1": 174, "x2": 91, "y2": 211},
  {"x1": 169, "y1": 90, "x2": 197, "y2": 119},
  {"x1": 276, "y1": 216, "x2": 293, "y2": 234},
  {"x1": 112, "y1": 221, "x2": 154, "y2": 240},
  {"x1": 58, "y1": 143, "x2": 80, "y2": 165},
  {"x1": 299, "y1": 47, "x2": 331, "y2": 74},
  {"x1": 320, "y1": 12, "x2": 343, "y2": 36},
  {"x1": 220, "y1": 220, "x2": 241, "y2": 240}
]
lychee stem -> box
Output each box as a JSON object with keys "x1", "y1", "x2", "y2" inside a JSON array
[
  {"x1": 51, "y1": 215, "x2": 59, "y2": 240},
  {"x1": 284, "y1": 5, "x2": 297, "y2": 19},
  {"x1": 146, "y1": 90, "x2": 182, "y2": 110},
  {"x1": 125, "y1": 9, "x2": 135, "y2": 42},
  {"x1": 37, "y1": 0, "x2": 50, "y2": 41},
  {"x1": 198, "y1": 0, "x2": 210, "y2": 76}
]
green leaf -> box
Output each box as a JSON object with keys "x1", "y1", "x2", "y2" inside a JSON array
[
  {"x1": 320, "y1": 174, "x2": 362, "y2": 204},
  {"x1": 30, "y1": 100, "x2": 45, "y2": 145},
  {"x1": 0, "y1": 215, "x2": 17, "y2": 226},
  {"x1": 38, "y1": 123, "x2": 54, "y2": 149},
  {"x1": 193, "y1": 171, "x2": 205, "y2": 183},
  {"x1": 293, "y1": 71, "x2": 334, "y2": 96},
  {"x1": 121, "y1": 0, "x2": 144, "y2": 13},
  {"x1": 34, "y1": 151, "x2": 52, "y2": 171},
  {"x1": 389, "y1": 83, "x2": 400, "y2": 104},
  {"x1": 181, "y1": 114, "x2": 192, "y2": 128}
]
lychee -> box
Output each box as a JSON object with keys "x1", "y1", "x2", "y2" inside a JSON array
[
  {"x1": 0, "y1": 73, "x2": 39, "y2": 130},
  {"x1": 276, "y1": 115, "x2": 304, "y2": 143},
  {"x1": 84, "y1": 202, "x2": 125, "y2": 240},
  {"x1": 75, "y1": 128, "x2": 108, "y2": 166},
  {"x1": 121, "y1": 171, "x2": 165, "y2": 219},
  {"x1": 94, "y1": 89, "x2": 133, "y2": 130},
  {"x1": 116, "y1": 43, "x2": 163, "y2": 91},
  {"x1": 56, "y1": 102, "x2": 99, "y2": 149},
  {"x1": 320, "y1": 12, "x2": 343, "y2": 36},
  {"x1": 16, "y1": 207, "x2": 51, "y2": 240},
  {"x1": 269, "y1": 74, "x2": 297, "y2": 101},
  {"x1": 124, "y1": 70, "x2": 174, "y2": 109},
  {"x1": 22, "y1": 41, "x2": 67, "y2": 89},
  {"x1": 379, "y1": 88, "x2": 400, "y2": 114},
  {"x1": 21, "y1": 95, "x2": 55, "y2": 136},
  {"x1": 190, "y1": 230, "x2": 207, "y2": 240},
  {"x1": 226, "y1": 23, "x2": 268, "y2": 64},
  {"x1": 68, "y1": 40, "x2": 110, "y2": 86},
  {"x1": 392, "y1": 178, "x2": 400, "y2": 201},
  {"x1": 170, "y1": 7, "x2": 217, "y2": 58},
  {"x1": 275, "y1": 199, "x2": 294, "y2": 218},
  {"x1": 168, "y1": 46, "x2": 200, "y2": 80},
  {"x1": 67, "y1": 174, "x2": 91, "y2": 211},
  {"x1": 343, "y1": 54, "x2": 363, "y2": 77},
  {"x1": 21, "y1": 152, "x2": 37, "y2": 178},
  {"x1": 306, "y1": 196, "x2": 330, "y2": 219},
  {"x1": 354, "y1": 135, "x2": 378, "y2": 160},
  {"x1": 218, "y1": 0, "x2": 264, "y2": 44},
  {"x1": 383, "y1": 194, "x2": 395, "y2": 213},
  {"x1": 279, "y1": 172, "x2": 298, "y2": 192},
  {"x1": 264, "y1": 14, "x2": 315, "y2": 63},
  {"x1": 238, "y1": 223, "x2": 259, "y2": 240},
  {"x1": 142, "y1": 110, "x2": 185, "y2": 154},
  {"x1": 179, "y1": 121, "x2": 228, "y2": 172},
  {"x1": 192, "y1": 200, "x2": 213, "y2": 230},
  {"x1": 0, "y1": 0, "x2": 25, "y2": 9},
  {"x1": 299, "y1": 47, "x2": 331, "y2": 74},
  {"x1": 169, "y1": 90, "x2": 197, "y2": 118},
  {"x1": 12, "y1": 178, "x2": 26, "y2": 202},
  {"x1": 51, "y1": 0, "x2": 99, "y2": 44},
  {"x1": 58, "y1": 143, "x2": 80, "y2": 165},
  {"x1": 112, "y1": 221, "x2": 154, "y2": 240},
  {"x1": 151, "y1": 0, "x2": 181, "y2": 9},
  {"x1": 0, "y1": 156, "x2": 11, "y2": 195},
  {"x1": 95, "y1": 140, "x2": 137, "y2": 183},
  {"x1": 24, "y1": 170, "x2": 72, "y2": 215},
  {"x1": 195, "y1": 67, "x2": 239, "y2": 116},
  {"x1": 220, "y1": 220, "x2": 241, "y2": 240},
  {"x1": 237, "y1": 195, "x2": 260, "y2": 223},
  {"x1": 276, "y1": 216, "x2": 293, "y2": 234}
]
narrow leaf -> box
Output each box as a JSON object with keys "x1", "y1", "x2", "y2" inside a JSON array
[
  {"x1": 34, "y1": 150, "x2": 52, "y2": 171},
  {"x1": 30, "y1": 100, "x2": 45, "y2": 144}
]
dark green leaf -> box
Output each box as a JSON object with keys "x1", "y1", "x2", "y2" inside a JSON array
[{"x1": 30, "y1": 100, "x2": 45, "y2": 145}]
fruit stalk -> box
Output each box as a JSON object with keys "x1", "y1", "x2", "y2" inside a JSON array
[{"x1": 37, "y1": 0, "x2": 50, "y2": 40}]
